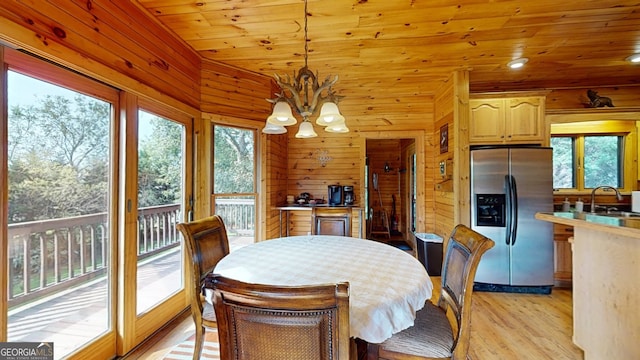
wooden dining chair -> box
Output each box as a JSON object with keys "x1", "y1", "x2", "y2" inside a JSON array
[
  {"x1": 209, "y1": 274, "x2": 351, "y2": 360},
  {"x1": 311, "y1": 207, "x2": 352, "y2": 236},
  {"x1": 176, "y1": 215, "x2": 230, "y2": 360},
  {"x1": 367, "y1": 224, "x2": 495, "y2": 360}
]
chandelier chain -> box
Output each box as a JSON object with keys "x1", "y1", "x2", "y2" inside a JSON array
[
  {"x1": 304, "y1": 0, "x2": 308, "y2": 69},
  {"x1": 263, "y1": 0, "x2": 347, "y2": 136}
]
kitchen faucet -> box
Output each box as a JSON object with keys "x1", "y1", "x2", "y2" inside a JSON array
[{"x1": 590, "y1": 186, "x2": 623, "y2": 213}]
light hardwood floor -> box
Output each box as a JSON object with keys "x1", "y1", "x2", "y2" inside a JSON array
[{"x1": 123, "y1": 277, "x2": 583, "y2": 359}]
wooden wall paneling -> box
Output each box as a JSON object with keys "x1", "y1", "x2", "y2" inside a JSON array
[
  {"x1": 454, "y1": 71, "x2": 471, "y2": 227},
  {"x1": 351, "y1": 210, "x2": 362, "y2": 238},
  {"x1": 288, "y1": 210, "x2": 311, "y2": 237},
  {"x1": 546, "y1": 86, "x2": 640, "y2": 111},
  {"x1": 433, "y1": 75, "x2": 456, "y2": 242},
  {"x1": 405, "y1": 134, "x2": 429, "y2": 237},
  {"x1": 193, "y1": 117, "x2": 212, "y2": 220},
  {"x1": 264, "y1": 133, "x2": 288, "y2": 240},
  {"x1": 422, "y1": 131, "x2": 436, "y2": 237},
  {"x1": 432, "y1": 71, "x2": 470, "y2": 250},
  {"x1": 287, "y1": 134, "x2": 361, "y2": 203},
  {"x1": 0, "y1": 1, "x2": 201, "y2": 109},
  {"x1": 200, "y1": 60, "x2": 273, "y2": 121}
]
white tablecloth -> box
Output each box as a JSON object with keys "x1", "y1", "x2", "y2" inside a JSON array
[{"x1": 213, "y1": 235, "x2": 433, "y2": 343}]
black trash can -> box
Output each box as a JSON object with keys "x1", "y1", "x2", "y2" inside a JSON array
[{"x1": 414, "y1": 233, "x2": 443, "y2": 276}]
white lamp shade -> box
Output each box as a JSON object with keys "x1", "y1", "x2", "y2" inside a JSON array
[
  {"x1": 267, "y1": 101, "x2": 297, "y2": 126},
  {"x1": 626, "y1": 54, "x2": 640, "y2": 63},
  {"x1": 295, "y1": 121, "x2": 318, "y2": 138},
  {"x1": 325, "y1": 120, "x2": 349, "y2": 133},
  {"x1": 262, "y1": 122, "x2": 287, "y2": 134},
  {"x1": 316, "y1": 102, "x2": 345, "y2": 126}
]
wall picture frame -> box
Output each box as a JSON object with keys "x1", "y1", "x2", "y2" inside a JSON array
[{"x1": 440, "y1": 123, "x2": 448, "y2": 154}]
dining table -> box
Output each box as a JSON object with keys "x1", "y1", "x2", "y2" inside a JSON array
[{"x1": 211, "y1": 235, "x2": 433, "y2": 345}]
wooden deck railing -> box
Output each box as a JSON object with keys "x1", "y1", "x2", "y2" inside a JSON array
[
  {"x1": 214, "y1": 198, "x2": 255, "y2": 234},
  {"x1": 7, "y1": 200, "x2": 255, "y2": 308},
  {"x1": 7, "y1": 205, "x2": 181, "y2": 307}
]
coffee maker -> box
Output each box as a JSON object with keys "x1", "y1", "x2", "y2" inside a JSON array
[
  {"x1": 328, "y1": 185, "x2": 343, "y2": 205},
  {"x1": 343, "y1": 185, "x2": 355, "y2": 205}
]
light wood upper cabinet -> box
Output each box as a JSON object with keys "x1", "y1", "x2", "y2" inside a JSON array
[{"x1": 470, "y1": 95, "x2": 546, "y2": 145}]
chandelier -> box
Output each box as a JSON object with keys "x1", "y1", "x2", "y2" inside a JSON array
[{"x1": 262, "y1": 0, "x2": 348, "y2": 138}]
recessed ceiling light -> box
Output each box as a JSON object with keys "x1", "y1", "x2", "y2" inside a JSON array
[
  {"x1": 507, "y1": 58, "x2": 529, "y2": 69},
  {"x1": 626, "y1": 54, "x2": 640, "y2": 63}
]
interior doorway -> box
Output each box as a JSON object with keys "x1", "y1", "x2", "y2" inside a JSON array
[{"x1": 365, "y1": 138, "x2": 416, "y2": 249}]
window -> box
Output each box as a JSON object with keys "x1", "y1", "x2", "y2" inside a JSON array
[
  {"x1": 212, "y1": 124, "x2": 256, "y2": 251},
  {"x1": 584, "y1": 136, "x2": 623, "y2": 188},
  {"x1": 551, "y1": 121, "x2": 635, "y2": 192},
  {"x1": 551, "y1": 136, "x2": 575, "y2": 188}
]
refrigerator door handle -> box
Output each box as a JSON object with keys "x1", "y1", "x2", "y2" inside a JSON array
[
  {"x1": 504, "y1": 175, "x2": 512, "y2": 246},
  {"x1": 510, "y1": 175, "x2": 519, "y2": 245}
]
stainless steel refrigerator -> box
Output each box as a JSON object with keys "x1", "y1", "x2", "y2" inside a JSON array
[{"x1": 470, "y1": 146, "x2": 554, "y2": 294}]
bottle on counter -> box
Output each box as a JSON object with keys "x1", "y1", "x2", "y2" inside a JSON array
[
  {"x1": 562, "y1": 198, "x2": 571, "y2": 212},
  {"x1": 575, "y1": 198, "x2": 584, "y2": 212}
]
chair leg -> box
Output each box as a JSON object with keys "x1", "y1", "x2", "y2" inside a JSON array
[
  {"x1": 193, "y1": 324, "x2": 205, "y2": 360},
  {"x1": 366, "y1": 343, "x2": 379, "y2": 360}
]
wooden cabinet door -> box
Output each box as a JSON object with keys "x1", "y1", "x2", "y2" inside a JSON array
[
  {"x1": 506, "y1": 96, "x2": 545, "y2": 142},
  {"x1": 470, "y1": 95, "x2": 546, "y2": 145},
  {"x1": 469, "y1": 99, "x2": 506, "y2": 144},
  {"x1": 553, "y1": 223, "x2": 573, "y2": 286}
]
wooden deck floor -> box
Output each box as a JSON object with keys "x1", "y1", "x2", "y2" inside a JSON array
[
  {"x1": 7, "y1": 249, "x2": 180, "y2": 358},
  {"x1": 7, "y1": 235, "x2": 253, "y2": 359}
]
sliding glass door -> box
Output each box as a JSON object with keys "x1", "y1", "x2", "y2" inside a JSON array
[
  {"x1": 5, "y1": 55, "x2": 118, "y2": 359},
  {"x1": 2, "y1": 48, "x2": 195, "y2": 359},
  {"x1": 119, "y1": 97, "x2": 193, "y2": 352},
  {"x1": 135, "y1": 110, "x2": 187, "y2": 315}
]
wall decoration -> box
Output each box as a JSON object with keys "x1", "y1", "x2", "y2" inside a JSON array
[
  {"x1": 315, "y1": 149, "x2": 332, "y2": 167},
  {"x1": 586, "y1": 89, "x2": 615, "y2": 107},
  {"x1": 440, "y1": 123, "x2": 449, "y2": 154}
]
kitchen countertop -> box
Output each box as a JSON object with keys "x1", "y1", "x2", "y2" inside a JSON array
[
  {"x1": 535, "y1": 211, "x2": 640, "y2": 238},
  {"x1": 276, "y1": 204, "x2": 363, "y2": 210}
]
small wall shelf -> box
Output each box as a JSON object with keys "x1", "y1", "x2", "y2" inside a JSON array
[{"x1": 435, "y1": 179, "x2": 453, "y2": 192}]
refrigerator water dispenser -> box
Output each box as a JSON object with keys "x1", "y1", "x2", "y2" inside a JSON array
[{"x1": 475, "y1": 194, "x2": 506, "y2": 227}]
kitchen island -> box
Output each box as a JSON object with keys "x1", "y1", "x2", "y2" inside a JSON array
[{"x1": 535, "y1": 212, "x2": 640, "y2": 360}]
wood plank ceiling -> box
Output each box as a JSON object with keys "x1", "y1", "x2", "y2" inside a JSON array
[{"x1": 136, "y1": 0, "x2": 640, "y2": 111}]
